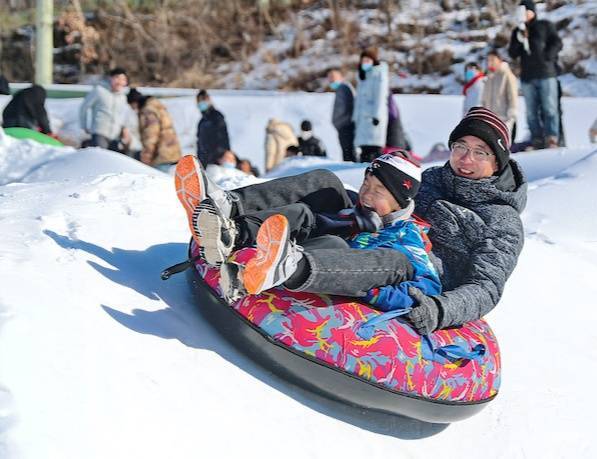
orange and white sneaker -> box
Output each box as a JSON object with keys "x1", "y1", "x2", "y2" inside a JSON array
[
  {"x1": 175, "y1": 155, "x2": 207, "y2": 246},
  {"x1": 242, "y1": 214, "x2": 304, "y2": 295},
  {"x1": 193, "y1": 198, "x2": 238, "y2": 266}
]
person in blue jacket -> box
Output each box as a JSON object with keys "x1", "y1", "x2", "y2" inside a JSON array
[{"x1": 174, "y1": 152, "x2": 440, "y2": 327}]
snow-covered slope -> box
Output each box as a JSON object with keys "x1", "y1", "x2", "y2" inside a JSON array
[{"x1": 1, "y1": 101, "x2": 597, "y2": 457}]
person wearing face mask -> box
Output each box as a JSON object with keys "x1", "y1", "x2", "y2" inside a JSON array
[
  {"x1": 196, "y1": 89, "x2": 230, "y2": 167},
  {"x1": 353, "y1": 47, "x2": 389, "y2": 163},
  {"x1": 79, "y1": 67, "x2": 130, "y2": 152},
  {"x1": 462, "y1": 62, "x2": 486, "y2": 116},
  {"x1": 126, "y1": 88, "x2": 181, "y2": 171},
  {"x1": 327, "y1": 68, "x2": 356, "y2": 162},
  {"x1": 218, "y1": 150, "x2": 238, "y2": 169},
  {"x1": 481, "y1": 49, "x2": 519, "y2": 138},
  {"x1": 298, "y1": 119, "x2": 326, "y2": 157}
]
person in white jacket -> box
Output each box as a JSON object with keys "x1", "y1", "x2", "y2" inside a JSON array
[
  {"x1": 79, "y1": 68, "x2": 129, "y2": 151},
  {"x1": 482, "y1": 49, "x2": 519, "y2": 136},
  {"x1": 462, "y1": 62, "x2": 486, "y2": 116},
  {"x1": 353, "y1": 47, "x2": 389, "y2": 163}
]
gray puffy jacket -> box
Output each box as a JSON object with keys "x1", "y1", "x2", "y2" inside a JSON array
[{"x1": 415, "y1": 160, "x2": 527, "y2": 328}]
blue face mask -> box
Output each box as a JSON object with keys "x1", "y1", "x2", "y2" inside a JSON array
[
  {"x1": 197, "y1": 101, "x2": 210, "y2": 112},
  {"x1": 329, "y1": 81, "x2": 341, "y2": 90},
  {"x1": 221, "y1": 161, "x2": 236, "y2": 169},
  {"x1": 361, "y1": 63, "x2": 373, "y2": 73},
  {"x1": 464, "y1": 69, "x2": 476, "y2": 82}
]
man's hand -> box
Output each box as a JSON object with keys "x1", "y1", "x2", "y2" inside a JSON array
[
  {"x1": 353, "y1": 205, "x2": 382, "y2": 233},
  {"x1": 121, "y1": 127, "x2": 131, "y2": 145},
  {"x1": 406, "y1": 287, "x2": 441, "y2": 335}
]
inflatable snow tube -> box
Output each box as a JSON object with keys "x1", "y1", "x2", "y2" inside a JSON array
[
  {"x1": 4, "y1": 127, "x2": 63, "y2": 146},
  {"x1": 187, "y1": 241, "x2": 501, "y2": 423}
]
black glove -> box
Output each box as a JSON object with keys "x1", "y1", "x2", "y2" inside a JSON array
[
  {"x1": 313, "y1": 212, "x2": 356, "y2": 238},
  {"x1": 372, "y1": 118, "x2": 379, "y2": 126},
  {"x1": 406, "y1": 287, "x2": 441, "y2": 335},
  {"x1": 353, "y1": 205, "x2": 382, "y2": 233}
]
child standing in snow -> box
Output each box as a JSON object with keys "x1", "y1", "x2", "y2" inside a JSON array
[{"x1": 174, "y1": 152, "x2": 441, "y2": 333}]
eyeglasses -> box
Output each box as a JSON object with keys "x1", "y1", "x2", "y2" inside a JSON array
[{"x1": 450, "y1": 141, "x2": 495, "y2": 162}]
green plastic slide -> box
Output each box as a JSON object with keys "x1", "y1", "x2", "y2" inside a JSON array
[{"x1": 4, "y1": 127, "x2": 64, "y2": 147}]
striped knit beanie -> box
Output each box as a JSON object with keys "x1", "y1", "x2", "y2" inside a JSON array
[
  {"x1": 449, "y1": 107, "x2": 511, "y2": 172},
  {"x1": 367, "y1": 151, "x2": 422, "y2": 208}
]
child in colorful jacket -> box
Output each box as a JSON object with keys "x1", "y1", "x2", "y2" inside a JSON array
[{"x1": 174, "y1": 152, "x2": 441, "y2": 323}]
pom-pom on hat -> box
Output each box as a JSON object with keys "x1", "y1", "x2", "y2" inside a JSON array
[{"x1": 367, "y1": 151, "x2": 422, "y2": 209}]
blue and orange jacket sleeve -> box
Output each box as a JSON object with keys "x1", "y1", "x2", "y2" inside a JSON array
[{"x1": 363, "y1": 220, "x2": 441, "y2": 311}]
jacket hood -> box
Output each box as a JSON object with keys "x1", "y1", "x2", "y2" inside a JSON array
[{"x1": 422, "y1": 159, "x2": 527, "y2": 214}]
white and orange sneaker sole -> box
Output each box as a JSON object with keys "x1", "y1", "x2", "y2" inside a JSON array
[
  {"x1": 243, "y1": 214, "x2": 290, "y2": 295},
  {"x1": 174, "y1": 155, "x2": 207, "y2": 245}
]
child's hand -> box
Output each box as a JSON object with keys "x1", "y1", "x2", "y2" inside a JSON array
[{"x1": 354, "y1": 205, "x2": 382, "y2": 233}]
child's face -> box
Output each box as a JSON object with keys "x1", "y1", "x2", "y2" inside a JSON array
[{"x1": 358, "y1": 174, "x2": 400, "y2": 217}]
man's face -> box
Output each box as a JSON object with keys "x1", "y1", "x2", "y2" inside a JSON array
[
  {"x1": 358, "y1": 174, "x2": 400, "y2": 217},
  {"x1": 526, "y1": 9, "x2": 535, "y2": 22},
  {"x1": 110, "y1": 73, "x2": 128, "y2": 92},
  {"x1": 487, "y1": 55, "x2": 500, "y2": 72},
  {"x1": 328, "y1": 70, "x2": 342, "y2": 84},
  {"x1": 449, "y1": 135, "x2": 498, "y2": 180}
]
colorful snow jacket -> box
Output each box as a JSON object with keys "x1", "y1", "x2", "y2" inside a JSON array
[
  {"x1": 347, "y1": 216, "x2": 442, "y2": 312},
  {"x1": 415, "y1": 160, "x2": 527, "y2": 329}
]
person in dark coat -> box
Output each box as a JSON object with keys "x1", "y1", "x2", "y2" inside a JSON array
[
  {"x1": 508, "y1": 0, "x2": 562, "y2": 149},
  {"x1": 0, "y1": 75, "x2": 10, "y2": 95},
  {"x1": 298, "y1": 120, "x2": 326, "y2": 157},
  {"x1": 2, "y1": 84, "x2": 52, "y2": 134},
  {"x1": 327, "y1": 68, "x2": 356, "y2": 162},
  {"x1": 386, "y1": 93, "x2": 409, "y2": 150},
  {"x1": 196, "y1": 89, "x2": 230, "y2": 167}
]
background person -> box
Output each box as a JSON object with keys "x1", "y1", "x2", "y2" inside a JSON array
[
  {"x1": 353, "y1": 47, "x2": 389, "y2": 163},
  {"x1": 79, "y1": 67, "x2": 129, "y2": 151},
  {"x1": 126, "y1": 88, "x2": 181, "y2": 171},
  {"x1": 196, "y1": 89, "x2": 230, "y2": 167},
  {"x1": 482, "y1": 49, "x2": 519, "y2": 137},
  {"x1": 327, "y1": 68, "x2": 356, "y2": 162},
  {"x1": 508, "y1": 0, "x2": 562, "y2": 149},
  {"x1": 462, "y1": 62, "x2": 485, "y2": 116},
  {"x1": 298, "y1": 119, "x2": 326, "y2": 157},
  {"x1": 2, "y1": 84, "x2": 52, "y2": 135},
  {"x1": 265, "y1": 118, "x2": 298, "y2": 171},
  {"x1": 386, "y1": 92, "x2": 410, "y2": 151}
]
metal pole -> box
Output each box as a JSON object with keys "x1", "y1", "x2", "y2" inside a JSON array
[{"x1": 35, "y1": 0, "x2": 53, "y2": 85}]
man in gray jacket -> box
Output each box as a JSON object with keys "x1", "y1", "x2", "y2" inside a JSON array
[
  {"x1": 328, "y1": 68, "x2": 356, "y2": 162},
  {"x1": 406, "y1": 107, "x2": 527, "y2": 334},
  {"x1": 79, "y1": 68, "x2": 129, "y2": 151}
]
